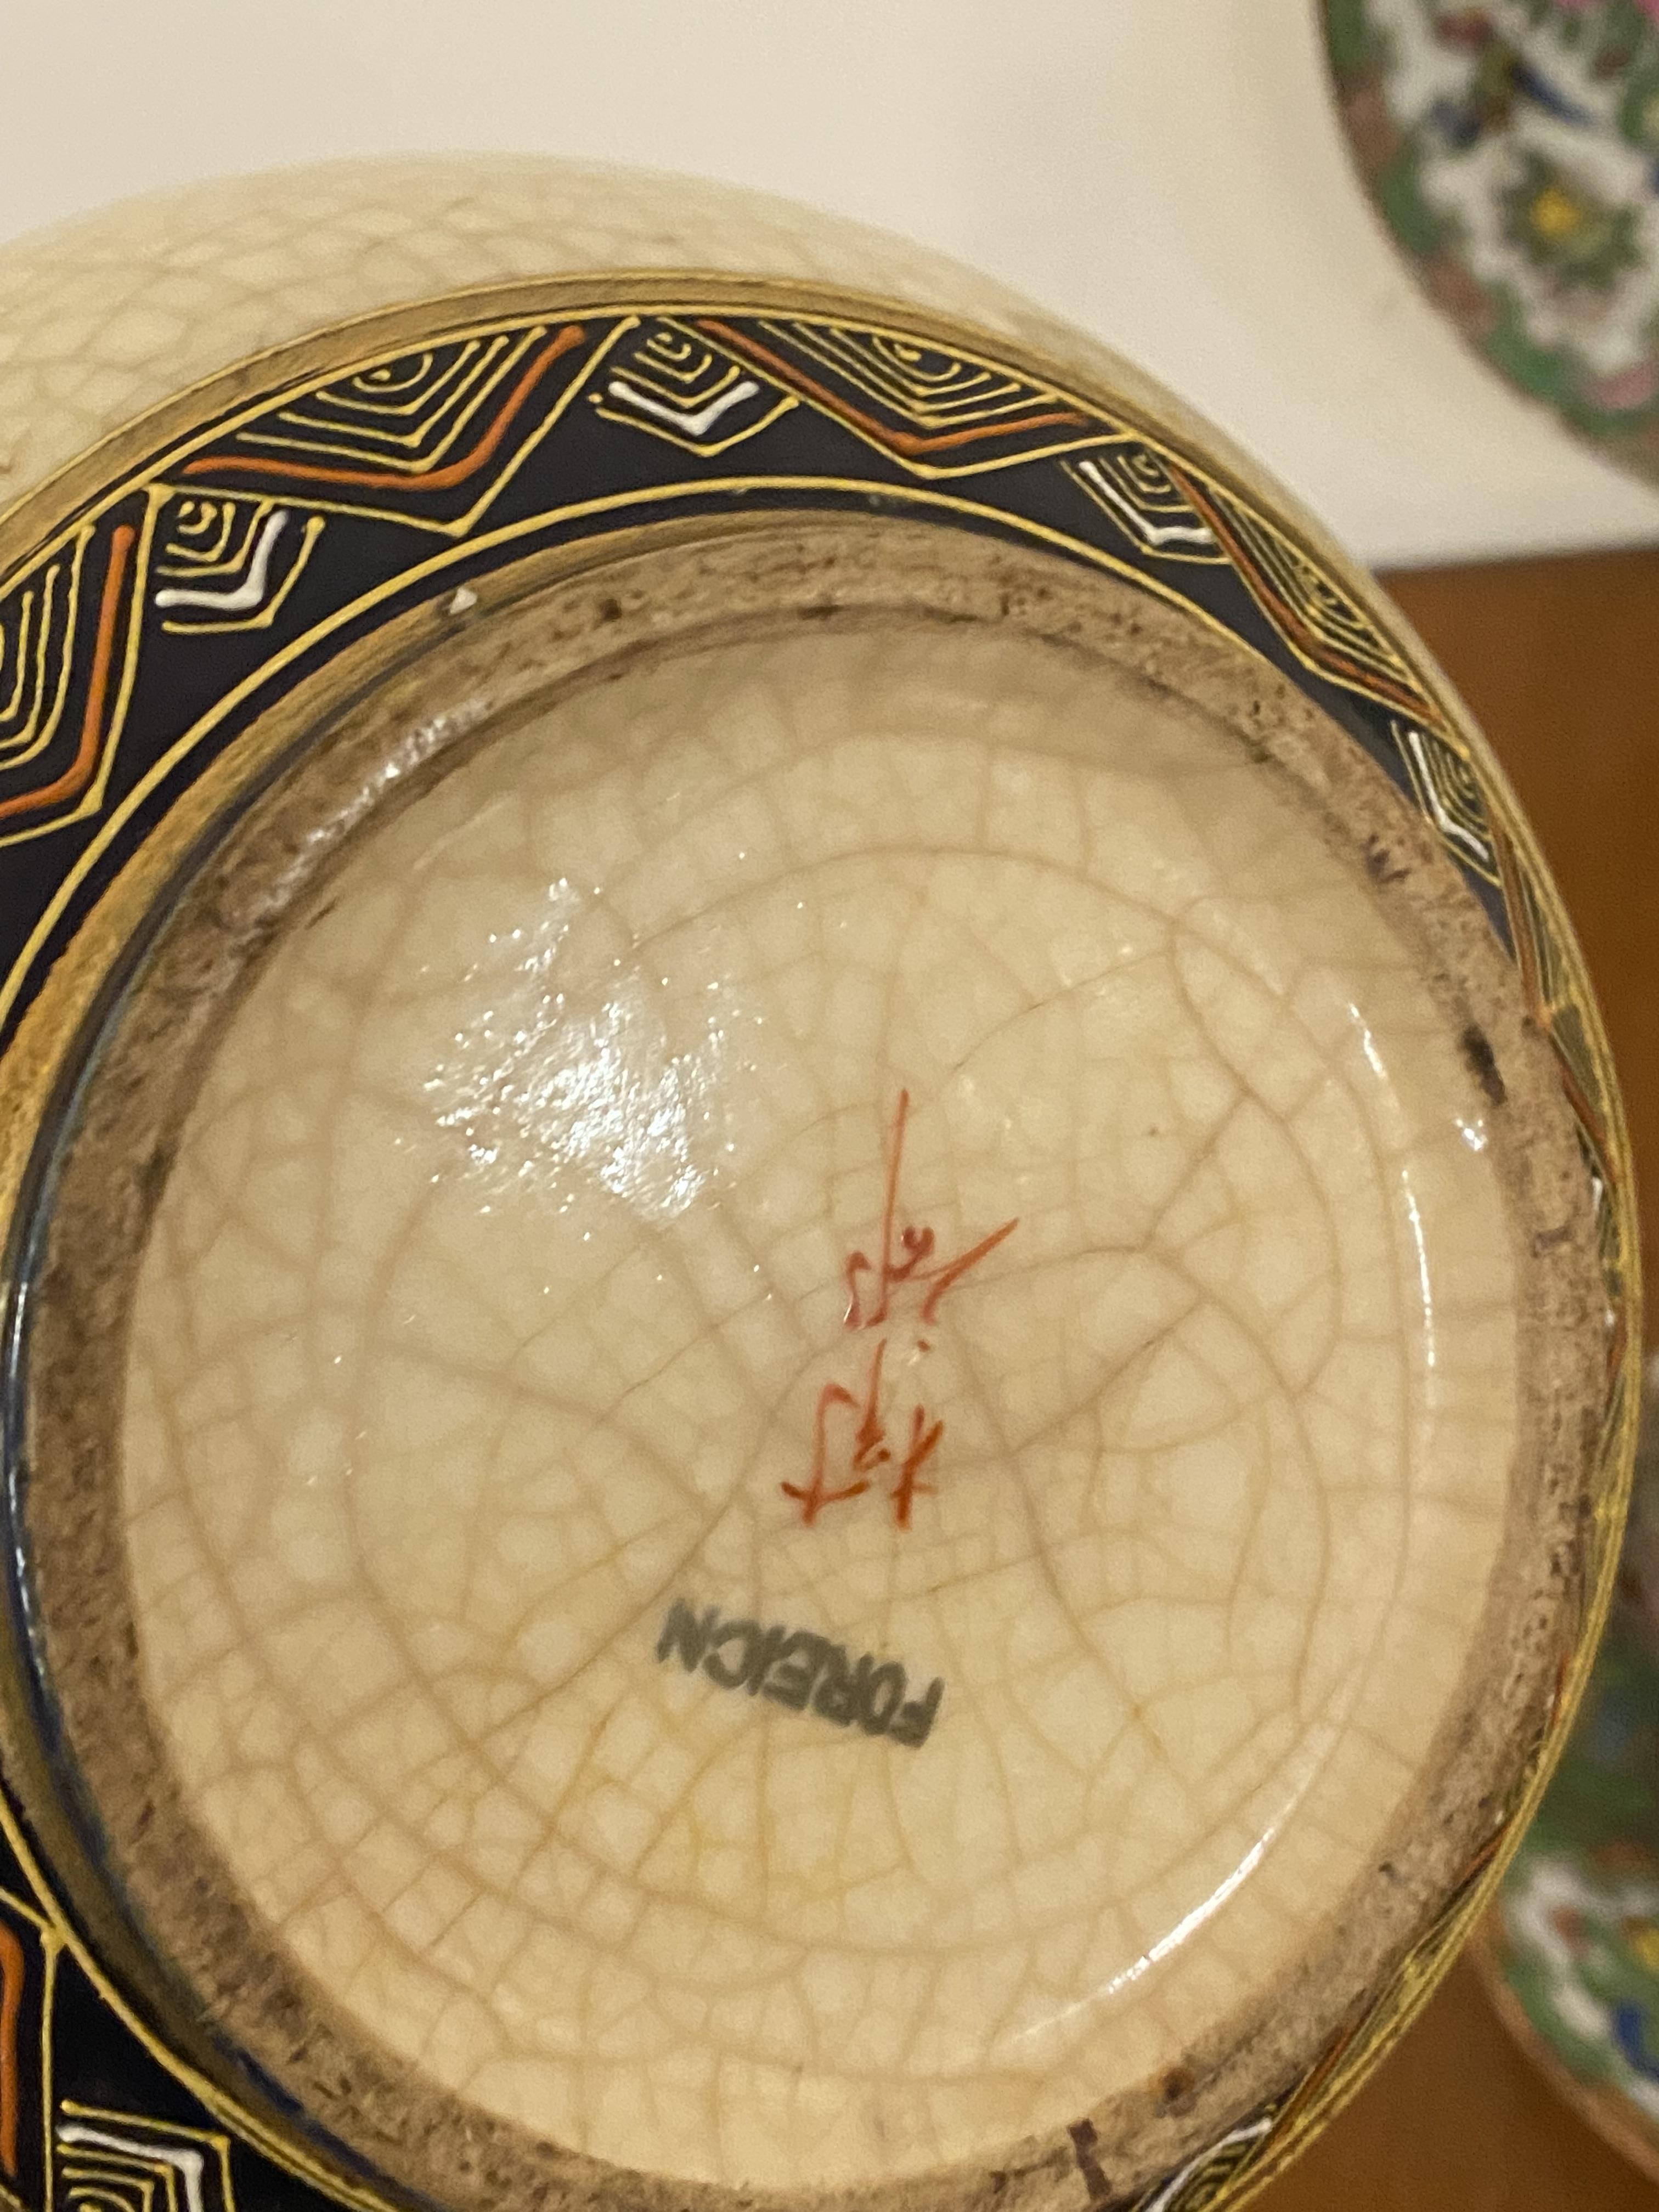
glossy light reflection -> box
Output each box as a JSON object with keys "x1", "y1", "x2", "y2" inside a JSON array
[{"x1": 422, "y1": 877, "x2": 721, "y2": 1222}]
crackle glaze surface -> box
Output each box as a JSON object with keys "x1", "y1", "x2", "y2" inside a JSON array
[
  {"x1": 0, "y1": 151, "x2": 1630, "y2": 2212},
  {"x1": 124, "y1": 622, "x2": 1517, "y2": 2189},
  {"x1": 0, "y1": 156, "x2": 1052, "y2": 518}
]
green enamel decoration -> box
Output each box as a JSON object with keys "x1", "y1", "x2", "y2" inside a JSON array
[{"x1": 1324, "y1": 0, "x2": 1659, "y2": 482}]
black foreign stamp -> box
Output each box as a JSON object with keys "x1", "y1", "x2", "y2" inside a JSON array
[{"x1": 654, "y1": 1598, "x2": 945, "y2": 1748}]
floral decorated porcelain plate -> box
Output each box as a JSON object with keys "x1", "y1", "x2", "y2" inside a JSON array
[
  {"x1": 1479, "y1": 1612, "x2": 1659, "y2": 2181},
  {"x1": 1477, "y1": 1368, "x2": 1659, "y2": 2182},
  {"x1": 1325, "y1": 0, "x2": 1659, "y2": 480}
]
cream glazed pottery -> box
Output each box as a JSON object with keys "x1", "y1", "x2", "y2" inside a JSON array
[{"x1": 0, "y1": 156, "x2": 1634, "y2": 2212}]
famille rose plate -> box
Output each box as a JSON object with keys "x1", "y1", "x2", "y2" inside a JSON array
[
  {"x1": 1325, "y1": 0, "x2": 1659, "y2": 481},
  {"x1": 1477, "y1": 1360, "x2": 1659, "y2": 2183},
  {"x1": 0, "y1": 157, "x2": 1634, "y2": 2212}
]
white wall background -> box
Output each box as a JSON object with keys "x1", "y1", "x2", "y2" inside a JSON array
[{"x1": 4, "y1": 0, "x2": 1659, "y2": 569}]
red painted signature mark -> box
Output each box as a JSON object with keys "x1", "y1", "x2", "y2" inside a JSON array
[
  {"x1": 782, "y1": 1091, "x2": 1016, "y2": 1530},
  {"x1": 842, "y1": 1089, "x2": 1020, "y2": 1329}
]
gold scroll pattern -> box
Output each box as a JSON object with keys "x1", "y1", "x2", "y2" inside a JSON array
[
  {"x1": 0, "y1": 1885, "x2": 58, "y2": 2212},
  {"x1": 0, "y1": 505, "x2": 151, "y2": 846},
  {"x1": 153, "y1": 498, "x2": 324, "y2": 636},
  {"x1": 693, "y1": 313, "x2": 1104, "y2": 473},
  {"x1": 56, "y1": 2107, "x2": 236, "y2": 2212},
  {"x1": 1391, "y1": 716, "x2": 1502, "y2": 887},
  {"x1": 588, "y1": 318, "x2": 798, "y2": 455},
  {"x1": 1167, "y1": 465, "x2": 1443, "y2": 730},
  {"x1": 1065, "y1": 444, "x2": 1228, "y2": 564},
  {"x1": 176, "y1": 320, "x2": 605, "y2": 536}
]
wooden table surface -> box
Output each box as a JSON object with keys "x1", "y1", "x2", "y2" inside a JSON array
[
  {"x1": 1249, "y1": 548, "x2": 1659, "y2": 2206},
  {"x1": 1257, "y1": 1959, "x2": 1658, "y2": 2209}
]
